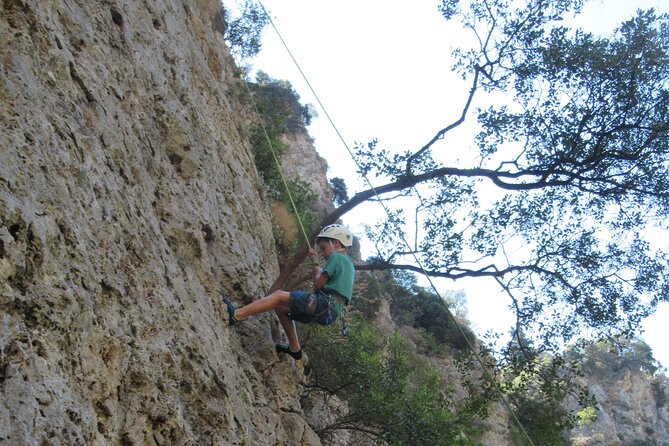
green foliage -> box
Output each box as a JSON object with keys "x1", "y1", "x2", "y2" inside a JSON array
[
  {"x1": 250, "y1": 71, "x2": 315, "y2": 133},
  {"x1": 302, "y1": 103, "x2": 318, "y2": 127},
  {"x1": 329, "y1": 177, "x2": 349, "y2": 207},
  {"x1": 248, "y1": 125, "x2": 285, "y2": 188},
  {"x1": 497, "y1": 330, "x2": 593, "y2": 446},
  {"x1": 390, "y1": 280, "x2": 476, "y2": 352},
  {"x1": 348, "y1": 1, "x2": 669, "y2": 380},
  {"x1": 303, "y1": 321, "x2": 481, "y2": 445},
  {"x1": 565, "y1": 337, "x2": 662, "y2": 377},
  {"x1": 576, "y1": 406, "x2": 597, "y2": 427},
  {"x1": 651, "y1": 377, "x2": 668, "y2": 409},
  {"x1": 221, "y1": 1, "x2": 269, "y2": 59},
  {"x1": 503, "y1": 352, "x2": 580, "y2": 446},
  {"x1": 353, "y1": 269, "x2": 476, "y2": 353},
  {"x1": 509, "y1": 390, "x2": 573, "y2": 446},
  {"x1": 628, "y1": 441, "x2": 656, "y2": 446},
  {"x1": 246, "y1": 72, "x2": 320, "y2": 245}
]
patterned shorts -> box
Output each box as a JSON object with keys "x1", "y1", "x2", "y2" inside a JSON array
[{"x1": 288, "y1": 291, "x2": 336, "y2": 325}]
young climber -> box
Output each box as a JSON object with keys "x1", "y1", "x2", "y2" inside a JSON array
[{"x1": 223, "y1": 224, "x2": 355, "y2": 360}]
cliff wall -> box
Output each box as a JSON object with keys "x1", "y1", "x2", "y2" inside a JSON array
[
  {"x1": 570, "y1": 370, "x2": 669, "y2": 445},
  {"x1": 0, "y1": 0, "x2": 321, "y2": 444},
  {"x1": 279, "y1": 132, "x2": 333, "y2": 219}
]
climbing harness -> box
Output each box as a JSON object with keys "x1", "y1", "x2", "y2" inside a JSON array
[
  {"x1": 325, "y1": 291, "x2": 350, "y2": 338},
  {"x1": 307, "y1": 290, "x2": 349, "y2": 338},
  {"x1": 254, "y1": 2, "x2": 536, "y2": 445}
]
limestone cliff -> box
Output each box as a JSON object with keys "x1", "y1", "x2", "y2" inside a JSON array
[
  {"x1": 569, "y1": 370, "x2": 669, "y2": 445},
  {"x1": 0, "y1": 0, "x2": 322, "y2": 444},
  {"x1": 279, "y1": 132, "x2": 334, "y2": 219}
]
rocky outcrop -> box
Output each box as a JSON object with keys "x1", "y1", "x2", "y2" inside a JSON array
[
  {"x1": 267, "y1": 131, "x2": 335, "y2": 253},
  {"x1": 279, "y1": 132, "x2": 334, "y2": 219},
  {"x1": 570, "y1": 371, "x2": 669, "y2": 445},
  {"x1": 0, "y1": 0, "x2": 321, "y2": 444}
]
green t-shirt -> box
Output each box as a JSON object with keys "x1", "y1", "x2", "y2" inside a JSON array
[{"x1": 322, "y1": 252, "x2": 355, "y2": 304}]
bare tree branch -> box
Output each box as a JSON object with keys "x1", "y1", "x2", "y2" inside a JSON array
[
  {"x1": 405, "y1": 66, "x2": 481, "y2": 174},
  {"x1": 355, "y1": 261, "x2": 541, "y2": 280}
]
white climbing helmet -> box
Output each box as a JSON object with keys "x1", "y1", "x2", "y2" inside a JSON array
[{"x1": 317, "y1": 224, "x2": 353, "y2": 247}]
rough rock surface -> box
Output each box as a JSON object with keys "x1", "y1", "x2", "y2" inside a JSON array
[
  {"x1": 279, "y1": 132, "x2": 334, "y2": 219},
  {"x1": 569, "y1": 371, "x2": 669, "y2": 445},
  {"x1": 0, "y1": 0, "x2": 322, "y2": 444}
]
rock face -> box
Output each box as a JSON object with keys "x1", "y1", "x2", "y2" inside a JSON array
[
  {"x1": 279, "y1": 132, "x2": 334, "y2": 219},
  {"x1": 570, "y1": 371, "x2": 669, "y2": 445},
  {"x1": 0, "y1": 0, "x2": 321, "y2": 444}
]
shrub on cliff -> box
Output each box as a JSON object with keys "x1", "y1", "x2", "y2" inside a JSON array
[
  {"x1": 361, "y1": 269, "x2": 476, "y2": 352},
  {"x1": 220, "y1": 1, "x2": 269, "y2": 60},
  {"x1": 245, "y1": 72, "x2": 320, "y2": 251},
  {"x1": 565, "y1": 337, "x2": 662, "y2": 377}
]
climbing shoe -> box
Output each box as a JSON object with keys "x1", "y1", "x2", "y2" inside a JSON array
[
  {"x1": 275, "y1": 344, "x2": 303, "y2": 360},
  {"x1": 223, "y1": 298, "x2": 239, "y2": 326}
]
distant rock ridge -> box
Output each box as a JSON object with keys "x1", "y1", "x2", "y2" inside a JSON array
[
  {"x1": 279, "y1": 132, "x2": 334, "y2": 219},
  {"x1": 569, "y1": 369, "x2": 669, "y2": 445}
]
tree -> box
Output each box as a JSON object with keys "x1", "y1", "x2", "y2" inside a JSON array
[
  {"x1": 304, "y1": 323, "x2": 480, "y2": 445},
  {"x1": 272, "y1": 1, "x2": 669, "y2": 359},
  {"x1": 502, "y1": 330, "x2": 585, "y2": 445},
  {"x1": 329, "y1": 177, "x2": 349, "y2": 207},
  {"x1": 565, "y1": 337, "x2": 662, "y2": 376},
  {"x1": 221, "y1": 1, "x2": 269, "y2": 60}
]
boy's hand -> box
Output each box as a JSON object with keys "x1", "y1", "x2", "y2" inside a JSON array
[{"x1": 308, "y1": 248, "x2": 319, "y2": 265}]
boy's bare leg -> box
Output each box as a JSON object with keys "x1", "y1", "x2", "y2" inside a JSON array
[
  {"x1": 229, "y1": 290, "x2": 301, "y2": 352},
  {"x1": 234, "y1": 290, "x2": 290, "y2": 320},
  {"x1": 275, "y1": 303, "x2": 301, "y2": 352}
]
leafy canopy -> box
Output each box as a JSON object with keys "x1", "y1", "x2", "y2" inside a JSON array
[
  {"x1": 314, "y1": 1, "x2": 669, "y2": 354},
  {"x1": 221, "y1": 1, "x2": 269, "y2": 60}
]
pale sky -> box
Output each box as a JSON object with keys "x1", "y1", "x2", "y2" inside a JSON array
[{"x1": 247, "y1": 0, "x2": 669, "y2": 368}]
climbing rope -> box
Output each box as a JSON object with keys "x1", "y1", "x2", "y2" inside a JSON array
[{"x1": 254, "y1": 3, "x2": 537, "y2": 445}]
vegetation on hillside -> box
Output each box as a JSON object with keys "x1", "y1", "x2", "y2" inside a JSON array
[
  {"x1": 299, "y1": 270, "x2": 591, "y2": 445},
  {"x1": 242, "y1": 71, "x2": 321, "y2": 253},
  {"x1": 301, "y1": 269, "x2": 666, "y2": 445},
  {"x1": 304, "y1": 325, "x2": 481, "y2": 445},
  {"x1": 219, "y1": 1, "x2": 269, "y2": 60},
  {"x1": 566, "y1": 337, "x2": 664, "y2": 377}
]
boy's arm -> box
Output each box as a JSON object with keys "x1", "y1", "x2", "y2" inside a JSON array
[
  {"x1": 313, "y1": 266, "x2": 328, "y2": 290},
  {"x1": 308, "y1": 248, "x2": 328, "y2": 290}
]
